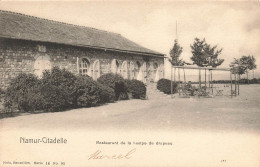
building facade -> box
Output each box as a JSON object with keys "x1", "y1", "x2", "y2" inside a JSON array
[{"x1": 0, "y1": 10, "x2": 164, "y2": 89}]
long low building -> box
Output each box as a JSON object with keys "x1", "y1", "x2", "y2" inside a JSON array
[{"x1": 0, "y1": 10, "x2": 165, "y2": 89}]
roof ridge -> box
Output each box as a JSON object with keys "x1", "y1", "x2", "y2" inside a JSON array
[{"x1": 0, "y1": 9, "x2": 121, "y2": 36}]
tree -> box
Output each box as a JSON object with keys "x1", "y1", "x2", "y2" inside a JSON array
[
  {"x1": 229, "y1": 58, "x2": 246, "y2": 95},
  {"x1": 248, "y1": 56, "x2": 257, "y2": 79},
  {"x1": 190, "y1": 38, "x2": 224, "y2": 67},
  {"x1": 229, "y1": 58, "x2": 247, "y2": 76},
  {"x1": 169, "y1": 39, "x2": 184, "y2": 66},
  {"x1": 240, "y1": 55, "x2": 257, "y2": 83},
  {"x1": 168, "y1": 39, "x2": 184, "y2": 95}
]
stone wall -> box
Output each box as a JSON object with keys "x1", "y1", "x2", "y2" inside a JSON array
[{"x1": 0, "y1": 38, "x2": 164, "y2": 89}]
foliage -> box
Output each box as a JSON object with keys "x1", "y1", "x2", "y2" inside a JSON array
[
  {"x1": 0, "y1": 88, "x2": 5, "y2": 95},
  {"x1": 241, "y1": 55, "x2": 257, "y2": 82},
  {"x1": 4, "y1": 67, "x2": 117, "y2": 113},
  {"x1": 250, "y1": 78, "x2": 258, "y2": 84},
  {"x1": 157, "y1": 79, "x2": 178, "y2": 94},
  {"x1": 169, "y1": 39, "x2": 185, "y2": 66},
  {"x1": 191, "y1": 78, "x2": 260, "y2": 84},
  {"x1": 230, "y1": 55, "x2": 257, "y2": 83},
  {"x1": 125, "y1": 79, "x2": 146, "y2": 99},
  {"x1": 97, "y1": 73, "x2": 128, "y2": 100},
  {"x1": 41, "y1": 66, "x2": 78, "y2": 108},
  {"x1": 114, "y1": 81, "x2": 128, "y2": 100},
  {"x1": 97, "y1": 73, "x2": 125, "y2": 89},
  {"x1": 30, "y1": 83, "x2": 68, "y2": 112},
  {"x1": 229, "y1": 58, "x2": 247, "y2": 75},
  {"x1": 190, "y1": 38, "x2": 224, "y2": 67},
  {"x1": 240, "y1": 55, "x2": 257, "y2": 71},
  {"x1": 73, "y1": 76, "x2": 102, "y2": 107},
  {"x1": 4, "y1": 73, "x2": 40, "y2": 112},
  {"x1": 0, "y1": 88, "x2": 5, "y2": 104},
  {"x1": 236, "y1": 78, "x2": 260, "y2": 84},
  {"x1": 4, "y1": 71, "x2": 72, "y2": 112},
  {"x1": 97, "y1": 83, "x2": 115, "y2": 103}
]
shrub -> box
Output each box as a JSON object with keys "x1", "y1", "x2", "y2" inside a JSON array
[
  {"x1": 250, "y1": 78, "x2": 257, "y2": 84},
  {"x1": 0, "y1": 88, "x2": 5, "y2": 95},
  {"x1": 4, "y1": 73, "x2": 40, "y2": 112},
  {"x1": 97, "y1": 83, "x2": 115, "y2": 103},
  {"x1": 23, "y1": 84, "x2": 43, "y2": 112},
  {"x1": 114, "y1": 80, "x2": 128, "y2": 100},
  {"x1": 97, "y1": 73, "x2": 128, "y2": 100},
  {"x1": 125, "y1": 79, "x2": 146, "y2": 99},
  {"x1": 41, "y1": 66, "x2": 77, "y2": 108},
  {"x1": 4, "y1": 68, "x2": 121, "y2": 113},
  {"x1": 4, "y1": 72, "x2": 68, "y2": 113},
  {"x1": 0, "y1": 88, "x2": 5, "y2": 103},
  {"x1": 28, "y1": 83, "x2": 67, "y2": 112},
  {"x1": 74, "y1": 76, "x2": 101, "y2": 107},
  {"x1": 157, "y1": 78, "x2": 178, "y2": 94},
  {"x1": 97, "y1": 73, "x2": 125, "y2": 89}
]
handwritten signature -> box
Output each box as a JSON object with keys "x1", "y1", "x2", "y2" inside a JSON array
[{"x1": 88, "y1": 148, "x2": 136, "y2": 160}]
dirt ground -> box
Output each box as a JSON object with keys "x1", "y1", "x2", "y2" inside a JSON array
[
  {"x1": 0, "y1": 85, "x2": 260, "y2": 167},
  {"x1": 0, "y1": 85, "x2": 260, "y2": 133}
]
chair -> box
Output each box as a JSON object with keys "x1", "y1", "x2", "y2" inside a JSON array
[
  {"x1": 193, "y1": 89, "x2": 199, "y2": 96},
  {"x1": 231, "y1": 90, "x2": 237, "y2": 96},
  {"x1": 215, "y1": 88, "x2": 223, "y2": 96},
  {"x1": 178, "y1": 84, "x2": 191, "y2": 97},
  {"x1": 198, "y1": 87, "x2": 211, "y2": 97}
]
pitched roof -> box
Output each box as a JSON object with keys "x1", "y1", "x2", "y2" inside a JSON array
[{"x1": 0, "y1": 10, "x2": 164, "y2": 57}]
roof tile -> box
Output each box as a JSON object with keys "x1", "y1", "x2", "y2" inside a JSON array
[{"x1": 0, "y1": 10, "x2": 163, "y2": 56}]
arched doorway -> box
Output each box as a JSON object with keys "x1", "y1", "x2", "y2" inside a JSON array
[
  {"x1": 141, "y1": 62, "x2": 147, "y2": 83},
  {"x1": 111, "y1": 59, "x2": 120, "y2": 74},
  {"x1": 93, "y1": 60, "x2": 100, "y2": 80},
  {"x1": 136, "y1": 61, "x2": 142, "y2": 81},
  {"x1": 121, "y1": 61, "x2": 128, "y2": 79},
  {"x1": 34, "y1": 55, "x2": 51, "y2": 78},
  {"x1": 129, "y1": 61, "x2": 135, "y2": 80},
  {"x1": 154, "y1": 63, "x2": 159, "y2": 82},
  {"x1": 159, "y1": 64, "x2": 164, "y2": 79},
  {"x1": 79, "y1": 58, "x2": 90, "y2": 76}
]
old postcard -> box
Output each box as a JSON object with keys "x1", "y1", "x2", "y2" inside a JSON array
[{"x1": 0, "y1": 1, "x2": 260, "y2": 167}]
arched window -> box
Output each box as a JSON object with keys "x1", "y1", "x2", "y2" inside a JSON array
[
  {"x1": 79, "y1": 58, "x2": 90, "y2": 76},
  {"x1": 93, "y1": 60, "x2": 100, "y2": 80},
  {"x1": 111, "y1": 59, "x2": 120, "y2": 74},
  {"x1": 34, "y1": 55, "x2": 51, "y2": 78}
]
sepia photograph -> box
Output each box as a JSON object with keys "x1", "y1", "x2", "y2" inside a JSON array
[{"x1": 0, "y1": 1, "x2": 260, "y2": 167}]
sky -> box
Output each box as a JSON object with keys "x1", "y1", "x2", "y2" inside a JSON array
[{"x1": 0, "y1": 1, "x2": 259, "y2": 80}]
